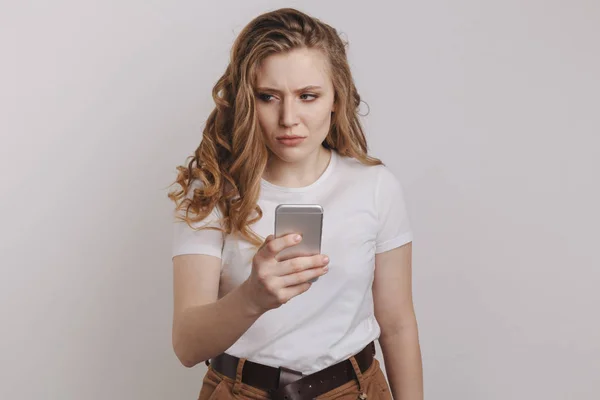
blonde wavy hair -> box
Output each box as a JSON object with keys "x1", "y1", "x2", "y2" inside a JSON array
[{"x1": 168, "y1": 7, "x2": 382, "y2": 247}]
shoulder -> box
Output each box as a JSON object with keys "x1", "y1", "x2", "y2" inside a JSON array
[
  {"x1": 174, "y1": 178, "x2": 223, "y2": 224},
  {"x1": 335, "y1": 153, "x2": 396, "y2": 186}
]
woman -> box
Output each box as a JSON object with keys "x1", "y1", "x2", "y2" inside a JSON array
[{"x1": 169, "y1": 8, "x2": 423, "y2": 400}]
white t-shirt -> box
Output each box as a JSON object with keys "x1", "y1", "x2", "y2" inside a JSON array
[{"x1": 172, "y1": 150, "x2": 413, "y2": 374}]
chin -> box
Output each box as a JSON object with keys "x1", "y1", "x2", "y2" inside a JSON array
[
  {"x1": 269, "y1": 144, "x2": 313, "y2": 162},
  {"x1": 271, "y1": 149, "x2": 306, "y2": 162}
]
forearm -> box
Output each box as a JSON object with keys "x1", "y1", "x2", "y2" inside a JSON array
[
  {"x1": 379, "y1": 324, "x2": 423, "y2": 400},
  {"x1": 173, "y1": 281, "x2": 263, "y2": 367}
]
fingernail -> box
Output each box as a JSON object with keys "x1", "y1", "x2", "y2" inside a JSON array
[
  {"x1": 323, "y1": 266, "x2": 329, "y2": 273},
  {"x1": 294, "y1": 234, "x2": 302, "y2": 242},
  {"x1": 322, "y1": 256, "x2": 329, "y2": 263}
]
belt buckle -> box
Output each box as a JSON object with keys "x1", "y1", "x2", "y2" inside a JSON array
[{"x1": 277, "y1": 366, "x2": 304, "y2": 388}]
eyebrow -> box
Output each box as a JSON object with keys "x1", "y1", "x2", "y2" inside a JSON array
[{"x1": 255, "y1": 85, "x2": 323, "y2": 94}]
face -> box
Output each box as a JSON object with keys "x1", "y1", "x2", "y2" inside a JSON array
[{"x1": 254, "y1": 47, "x2": 336, "y2": 163}]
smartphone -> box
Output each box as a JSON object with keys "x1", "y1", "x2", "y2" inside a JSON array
[{"x1": 274, "y1": 204, "x2": 324, "y2": 282}]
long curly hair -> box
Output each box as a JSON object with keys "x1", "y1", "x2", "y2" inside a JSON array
[{"x1": 168, "y1": 7, "x2": 383, "y2": 247}]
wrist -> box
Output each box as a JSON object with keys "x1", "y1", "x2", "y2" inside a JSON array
[{"x1": 238, "y1": 280, "x2": 266, "y2": 317}]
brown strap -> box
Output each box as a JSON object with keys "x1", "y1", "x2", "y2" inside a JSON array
[
  {"x1": 210, "y1": 353, "x2": 280, "y2": 390},
  {"x1": 278, "y1": 366, "x2": 304, "y2": 388},
  {"x1": 210, "y1": 342, "x2": 375, "y2": 395},
  {"x1": 271, "y1": 342, "x2": 375, "y2": 400}
]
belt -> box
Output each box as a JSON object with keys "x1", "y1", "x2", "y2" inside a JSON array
[{"x1": 209, "y1": 341, "x2": 375, "y2": 400}]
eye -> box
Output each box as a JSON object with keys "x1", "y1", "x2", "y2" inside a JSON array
[
  {"x1": 257, "y1": 93, "x2": 275, "y2": 102},
  {"x1": 300, "y1": 93, "x2": 318, "y2": 101}
]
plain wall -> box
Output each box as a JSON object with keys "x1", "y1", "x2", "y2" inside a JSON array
[{"x1": 1, "y1": 0, "x2": 598, "y2": 399}]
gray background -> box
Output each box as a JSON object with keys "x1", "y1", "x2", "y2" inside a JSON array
[{"x1": 1, "y1": 0, "x2": 598, "y2": 399}]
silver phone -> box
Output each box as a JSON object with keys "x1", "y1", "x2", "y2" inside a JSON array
[{"x1": 274, "y1": 204, "x2": 324, "y2": 282}]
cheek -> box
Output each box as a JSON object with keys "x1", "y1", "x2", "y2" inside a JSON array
[
  {"x1": 303, "y1": 106, "x2": 332, "y2": 134},
  {"x1": 256, "y1": 107, "x2": 277, "y2": 132}
]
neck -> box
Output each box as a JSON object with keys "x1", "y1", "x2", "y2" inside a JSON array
[{"x1": 263, "y1": 147, "x2": 332, "y2": 188}]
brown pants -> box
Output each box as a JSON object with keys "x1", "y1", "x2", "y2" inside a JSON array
[{"x1": 198, "y1": 357, "x2": 392, "y2": 400}]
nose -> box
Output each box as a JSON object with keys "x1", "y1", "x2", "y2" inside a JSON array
[{"x1": 279, "y1": 98, "x2": 299, "y2": 128}]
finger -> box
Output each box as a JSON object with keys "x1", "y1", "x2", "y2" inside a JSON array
[
  {"x1": 278, "y1": 282, "x2": 312, "y2": 303},
  {"x1": 260, "y1": 233, "x2": 302, "y2": 259},
  {"x1": 277, "y1": 254, "x2": 329, "y2": 277},
  {"x1": 280, "y1": 265, "x2": 328, "y2": 287},
  {"x1": 255, "y1": 234, "x2": 275, "y2": 260},
  {"x1": 259, "y1": 235, "x2": 274, "y2": 249}
]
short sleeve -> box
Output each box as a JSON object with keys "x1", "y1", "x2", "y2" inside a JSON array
[
  {"x1": 171, "y1": 181, "x2": 224, "y2": 259},
  {"x1": 375, "y1": 166, "x2": 413, "y2": 254}
]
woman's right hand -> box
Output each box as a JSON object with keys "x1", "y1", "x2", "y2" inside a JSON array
[{"x1": 243, "y1": 233, "x2": 330, "y2": 314}]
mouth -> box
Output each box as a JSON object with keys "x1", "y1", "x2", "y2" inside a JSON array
[
  {"x1": 276, "y1": 135, "x2": 305, "y2": 139},
  {"x1": 276, "y1": 136, "x2": 306, "y2": 146}
]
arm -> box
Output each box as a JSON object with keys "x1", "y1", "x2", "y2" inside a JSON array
[
  {"x1": 172, "y1": 234, "x2": 328, "y2": 368},
  {"x1": 373, "y1": 242, "x2": 424, "y2": 400},
  {"x1": 172, "y1": 254, "x2": 262, "y2": 368}
]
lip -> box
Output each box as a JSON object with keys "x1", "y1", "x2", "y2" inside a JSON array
[
  {"x1": 276, "y1": 135, "x2": 305, "y2": 139},
  {"x1": 276, "y1": 136, "x2": 306, "y2": 146}
]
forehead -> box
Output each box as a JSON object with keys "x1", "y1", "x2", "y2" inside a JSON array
[{"x1": 255, "y1": 47, "x2": 331, "y2": 88}]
